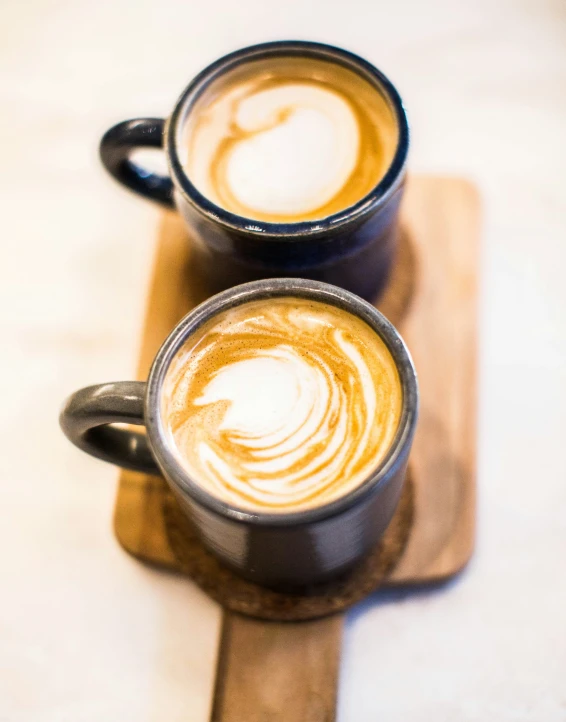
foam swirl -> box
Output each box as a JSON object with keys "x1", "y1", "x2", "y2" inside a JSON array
[
  {"x1": 163, "y1": 298, "x2": 402, "y2": 513},
  {"x1": 184, "y1": 56, "x2": 399, "y2": 222},
  {"x1": 222, "y1": 82, "x2": 360, "y2": 217}
]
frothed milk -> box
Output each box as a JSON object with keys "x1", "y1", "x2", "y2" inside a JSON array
[
  {"x1": 162, "y1": 297, "x2": 402, "y2": 513},
  {"x1": 183, "y1": 57, "x2": 398, "y2": 222}
]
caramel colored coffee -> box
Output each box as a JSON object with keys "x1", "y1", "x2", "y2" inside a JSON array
[
  {"x1": 183, "y1": 56, "x2": 398, "y2": 223},
  {"x1": 162, "y1": 297, "x2": 402, "y2": 513}
]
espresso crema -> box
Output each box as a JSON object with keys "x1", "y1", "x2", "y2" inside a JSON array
[
  {"x1": 162, "y1": 297, "x2": 402, "y2": 513},
  {"x1": 183, "y1": 56, "x2": 398, "y2": 222}
]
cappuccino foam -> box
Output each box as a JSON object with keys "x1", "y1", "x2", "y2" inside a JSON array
[
  {"x1": 162, "y1": 297, "x2": 402, "y2": 513},
  {"x1": 183, "y1": 57, "x2": 398, "y2": 222}
]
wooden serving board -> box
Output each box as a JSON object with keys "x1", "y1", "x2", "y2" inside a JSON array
[{"x1": 113, "y1": 176, "x2": 479, "y2": 721}]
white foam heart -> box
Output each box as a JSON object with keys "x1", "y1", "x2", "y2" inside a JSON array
[{"x1": 224, "y1": 84, "x2": 360, "y2": 216}]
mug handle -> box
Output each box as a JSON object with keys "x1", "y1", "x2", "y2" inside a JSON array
[
  {"x1": 60, "y1": 381, "x2": 160, "y2": 474},
  {"x1": 99, "y1": 118, "x2": 174, "y2": 208}
]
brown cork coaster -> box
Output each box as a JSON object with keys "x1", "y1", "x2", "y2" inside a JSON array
[{"x1": 162, "y1": 472, "x2": 414, "y2": 621}]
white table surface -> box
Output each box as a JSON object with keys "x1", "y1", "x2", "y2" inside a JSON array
[{"x1": 1, "y1": 0, "x2": 565, "y2": 719}]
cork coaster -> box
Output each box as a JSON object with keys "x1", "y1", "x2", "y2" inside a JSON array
[{"x1": 162, "y1": 471, "x2": 414, "y2": 621}]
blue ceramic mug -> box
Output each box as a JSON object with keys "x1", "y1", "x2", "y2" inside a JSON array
[{"x1": 100, "y1": 41, "x2": 409, "y2": 301}]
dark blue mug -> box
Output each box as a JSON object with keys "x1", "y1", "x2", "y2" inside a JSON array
[{"x1": 100, "y1": 41, "x2": 409, "y2": 301}]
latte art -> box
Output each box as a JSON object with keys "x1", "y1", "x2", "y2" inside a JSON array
[
  {"x1": 184, "y1": 56, "x2": 398, "y2": 222},
  {"x1": 220, "y1": 83, "x2": 359, "y2": 217},
  {"x1": 163, "y1": 298, "x2": 402, "y2": 513}
]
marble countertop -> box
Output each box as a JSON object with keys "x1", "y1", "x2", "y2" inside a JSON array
[{"x1": 1, "y1": 0, "x2": 565, "y2": 719}]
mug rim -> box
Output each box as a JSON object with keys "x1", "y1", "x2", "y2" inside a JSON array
[
  {"x1": 145, "y1": 278, "x2": 419, "y2": 527},
  {"x1": 165, "y1": 40, "x2": 410, "y2": 240}
]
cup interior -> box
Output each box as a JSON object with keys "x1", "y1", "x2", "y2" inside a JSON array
[
  {"x1": 166, "y1": 41, "x2": 409, "y2": 235},
  {"x1": 145, "y1": 278, "x2": 418, "y2": 525}
]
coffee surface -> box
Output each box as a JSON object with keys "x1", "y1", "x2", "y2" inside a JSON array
[
  {"x1": 183, "y1": 56, "x2": 398, "y2": 222},
  {"x1": 162, "y1": 297, "x2": 402, "y2": 513}
]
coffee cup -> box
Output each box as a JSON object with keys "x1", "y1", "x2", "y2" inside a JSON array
[
  {"x1": 60, "y1": 279, "x2": 418, "y2": 588},
  {"x1": 100, "y1": 41, "x2": 409, "y2": 302}
]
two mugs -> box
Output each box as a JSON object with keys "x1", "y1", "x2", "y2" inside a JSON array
[{"x1": 61, "y1": 41, "x2": 418, "y2": 589}]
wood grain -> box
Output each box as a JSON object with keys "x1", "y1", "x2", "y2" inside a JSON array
[
  {"x1": 112, "y1": 175, "x2": 480, "y2": 722},
  {"x1": 211, "y1": 614, "x2": 343, "y2": 722},
  {"x1": 386, "y1": 178, "x2": 479, "y2": 582}
]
